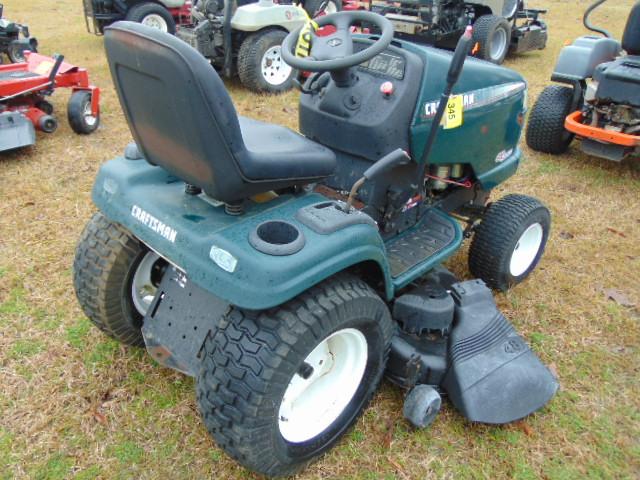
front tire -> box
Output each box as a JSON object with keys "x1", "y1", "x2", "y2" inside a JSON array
[
  {"x1": 469, "y1": 194, "x2": 551, "y2": 291},
  {"x1": 125, "y1": 2, "x2": 176, "y2": 34},
  {"x1": 68, "y1": 91, "x2": 100, "y2": 134},
  {"x1": 237, "y1": 29, "x2": 295, "y2": 94},
  {"x1": 472, "y1": 14, "x2": 511, "y2": 64},
  {"x1": 73, "y1": 212, "x2": 166, "y2": 346},
  {"x1": 196, "y1": 274, "x2": 394, "y2": 477},
  {"x1": 526, "y1": 85, "x2": 576, "y2": 154}
]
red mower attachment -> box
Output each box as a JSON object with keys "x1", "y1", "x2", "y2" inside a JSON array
[{"x1": 0, "y1": 51, "x2": 100, "y2": 152}]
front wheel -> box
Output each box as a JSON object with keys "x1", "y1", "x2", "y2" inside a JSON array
[
  {"x1": 73, "y1": 212, "x2": 167, "y2": 346},
  {"x1": 526, "y1": 85, "x2": 576, "y2": 154},
  {"x1": 469, "y1": 194, "x2": 551, "y2": 291},
  {"x1": 196, "y1": 274, "x2": 394, "y2": 477},
  {"x1": 68, "y1": 91, "x2": 100, "y2": 134},
  {"x1": 125, "y1": 2, "x2": 176, "y2": 34},
  {"x1": 237, "y1": 29, "x2": 295, "y2": 94}
]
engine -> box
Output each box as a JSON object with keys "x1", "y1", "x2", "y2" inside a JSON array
[
  {"x1": 371, "y1": 0, "x2": 467, "y2": 40},
  {"x1": 583, "y1": 56, "x2": 640, "y2": 136},
  {"x1": 176, "y1": 0, "x2": 225, "y2": 61}
]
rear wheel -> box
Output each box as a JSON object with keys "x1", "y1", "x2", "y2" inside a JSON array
[
  {"x1": 73, "y1": 212, "x2": 167, "y2": 346},
  {"x1": 126, "y1": 2, "x2": 176, "y2": 34},
  {"x1": 196, "y1": 274, "x2": 394, "y2": 477},
  {"x1": 68, "y1": 91, "x2": 100, "y2": 134},
  {"x1": 526, "y1": 85, "x2": 576, "y2": 154},
  {"x1": 237, "y1": 29, "x2": 295, "y2": 94},
  {"x1": 469, "y1": 194, "x2": 550, "y2": 291},
  {"x1": 472, "y1": 14, "x2": 511, "y2": 64}
]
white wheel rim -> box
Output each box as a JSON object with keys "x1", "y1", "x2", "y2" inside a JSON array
[
  {"x1": 261, "y1": 46, "x2": 292, "y2": 86},
  {"x1": 141, "y1": 14, "x2": 168, "y2": 32},
  {"x1": 509, "y1": 223, "x2": 544, "y2": 277},
  {"x1": 131, "y1": 251, "x2": 161, "y2": 315},
  {"x1": 490, "y1": 28, "x2": 508, "y2": 61},
  {"x1": 278, "y1": 328, "x2": 368, "y2": 443},
  {"x1": 83, "y1": 102, "x2": 97, "y2": 127}
]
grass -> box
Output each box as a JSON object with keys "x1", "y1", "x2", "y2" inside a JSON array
[{"x1": 0, "y1": 0, "x2": 639, "y2": 478}]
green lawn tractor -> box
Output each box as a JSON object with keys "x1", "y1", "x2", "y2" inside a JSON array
[
  {"x1": 73, "y1": 12, "x2": 557, "y2": 477},
  {"x1": 370, "y1": 0, "x2": 547, "y2": 64}
]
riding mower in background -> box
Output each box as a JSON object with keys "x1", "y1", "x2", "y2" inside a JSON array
[
  {"x1": 83, "y1": 0, "x2": 340, "y2": 35},
  {"x1": 176, "y1": 0, "x2": 311, "y2": 92},
  {"x1": 369, "y1": 0, "x2": 547, "y2": 64},
  {"x1": 526, "y1": 0, "x2": 640, "y2": 162},
  {"x1": 84, "y1": 0, "x2": 194, "y2": 34},
  {"x1": 73, "y1": 13, "x2": 557, "y2": 477},
  {"x1": 0, "y1": 52, "x2": 100, "y2": 152},
  {"x1": 0, "y1": 3, "x2": 38, "y2": 63}
]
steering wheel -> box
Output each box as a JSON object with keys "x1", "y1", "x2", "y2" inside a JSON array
[{"x1": 281, "y1": 11, "x2": 394, "y2": 73}]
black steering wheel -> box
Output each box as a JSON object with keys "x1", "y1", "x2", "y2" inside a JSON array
[{"x1": 281, "y1": 11, "x2": 394, "y2": 73}]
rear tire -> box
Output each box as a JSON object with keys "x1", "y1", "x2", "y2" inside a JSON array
[
  {"x1": 73, "y1": 212, "x2": 166, "y2": 347},
  {"x1": 472, "y1": 14, "x2": 511, "y2": 64},
  {"x1": 68, "y1": 91, "x2": 100, "y2": 134},
  {"x1": 126, "y1": 2, "x2": 176, "y2": 34},
  {"x1": 196, "y1": 274, "x2": 394, "y2": 477},
  {"x1": 237, "y1": 29, "x2": 295, "y2": 94},
  {"x1": 7, "y1": 42, "x2": 27, "y2": 63},
  {"x1": 469, "y1": 194, "x2": 550, "y2": 291},
  {"x1": 526, "y1": 85, "x2": 575, "y2": 154}
]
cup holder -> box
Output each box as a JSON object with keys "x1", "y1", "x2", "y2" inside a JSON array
[{"x1": 249, "y1": 220, "x2": 305, "y2": 256}]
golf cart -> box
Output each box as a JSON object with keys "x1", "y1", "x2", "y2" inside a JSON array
[
  {"x1": 74, "y1": 12, "x2": 557, "y2": 477},
  {"x1": 0, "y1": 3, "x2": 38, "y2": 63},
  {"x1": 83, "y1": 0, "x2": 341, "y2": 35},
  {"x1": 526, "y1": 0, "x2": 640, "y2": 161},
  {"x1": 370, "y1": 0, "x2": 547, "y2": 64},
  {"x1": 176, "y1": 0, "x2": 309, "y2": 93}
]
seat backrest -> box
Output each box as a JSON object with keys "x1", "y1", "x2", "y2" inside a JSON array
[
  {"x1": 104, "y1": 22, "x2": 247, "y2": 202},
  {"x1": 623, "y1": 1, "x2": 640, "y2": 55}
]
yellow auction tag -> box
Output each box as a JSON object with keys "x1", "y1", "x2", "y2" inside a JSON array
[
  {"x1": 442, "y1": 94, "x2": 463, "y2": 130},
  {"x1": 34, "y1": 61, "x2": 54, "y2": 76},
  {"x1": 295, "y1": 19, "x2": 318, "y2": 58}
]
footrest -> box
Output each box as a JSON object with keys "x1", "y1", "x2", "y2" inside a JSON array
[{"x1": 386, "y1": 209, "x2": 460, "y2": 278}]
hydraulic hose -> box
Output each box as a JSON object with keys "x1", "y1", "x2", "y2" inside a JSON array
[{"x1": 583, "y1": 0, "x2": 612, "y2": 38}]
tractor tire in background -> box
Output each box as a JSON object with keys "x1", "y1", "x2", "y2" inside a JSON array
[
  {"x1": 73, "y1": 212, "x2": 168, "y2": 347},
  {"x1": 237, "y1": 29, "x2": 295, "y2": 94},
  {"x1": 303, "y1": 0, "x2": 342, "y2": 17},
  {"x1": 472, "y1": 14, "x2": 511, "y2": 64},
  {"x1": 526, "y1": 85, "x2": 576, "y2": 154},
  {"x1": 7, "y1": 42, "x2": 29, "y2": 63},
  {"x1": 196, "y1": 274, "x2": 394, "y2": 477},
  {"x1": 126, "y1": 2, "x2": 176, "y2": 34},
  {"x1": 469, "y1": 194, "x2": 550, "y2": 291},
  {"x1": 68, "y1": 91, "x2": 100, "y2": 134}
]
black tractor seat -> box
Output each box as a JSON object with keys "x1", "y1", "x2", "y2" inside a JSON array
[{"x1": 104, "y1": 22, "x2": 336, "y2": 204}]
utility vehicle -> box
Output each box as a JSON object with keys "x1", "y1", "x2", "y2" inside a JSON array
[
  {"x1": 176, "y1": 0, "x2": 309, "y2": 93},
  {"x1": 0, "y1": 52, "x2": 100, "y2": 152},
  {"x1": 370, "y1": 0, "x2": 547, "y2": 64},
  {"x1": 526, "y1": 0, "x2": 640, "y2": 162},
  {"x1": 83, "y1": 0, "x2": 341, "y2": 35},
  {"x1": 0, "y1": 3, "x2": 38, "y2": 63},
  {"x1": 73, "y1": 12, "x2": 557, "y2": 477}
]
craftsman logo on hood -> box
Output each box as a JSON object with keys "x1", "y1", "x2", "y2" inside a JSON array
[
  {"x1": 421, "y1": 82, "x2": 527, "y2": 120},
  {"x1": 131, "y1": 205, "x2": 177, "y2": 243}
]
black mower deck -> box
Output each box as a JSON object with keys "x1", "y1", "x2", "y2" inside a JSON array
[{"x1": 386, "y1": 209, "x2": 459, "y2": 278}]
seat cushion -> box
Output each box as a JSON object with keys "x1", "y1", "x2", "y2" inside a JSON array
[{"x1": 238, "y1": 117, "x2": 336, "y2": 180}]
